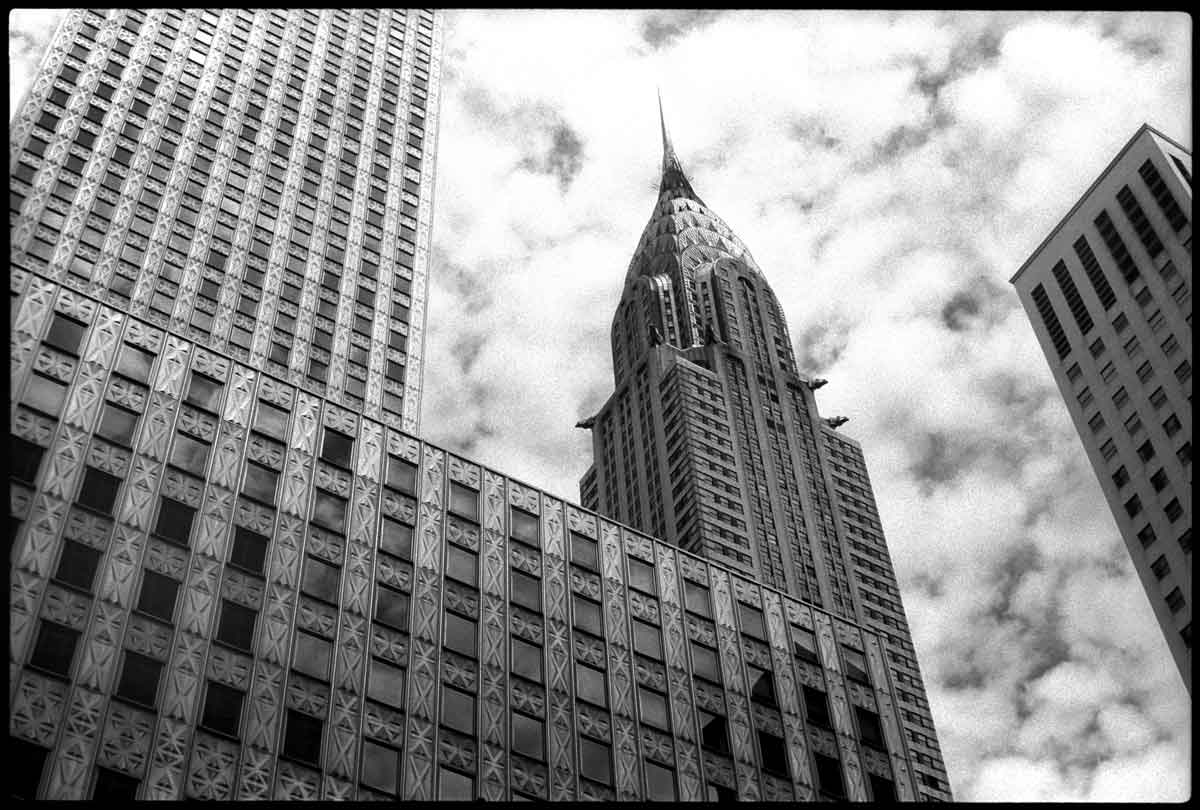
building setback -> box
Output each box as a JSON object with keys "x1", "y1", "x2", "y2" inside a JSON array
[
  {"x1": 579, "y1": 108, "x2": 953, "y2": 799},
  {"x1": 1011, "y1": 124, "x2": 1192, "y2": 694}
]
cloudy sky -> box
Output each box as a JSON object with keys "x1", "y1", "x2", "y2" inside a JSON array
[{"x1": 10, "y1": 9, "x2": 1191, "y2": 801}]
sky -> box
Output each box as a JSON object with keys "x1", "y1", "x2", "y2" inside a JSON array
[{"x1": 10, "y1": 9, "x2": 1192, "y2": 802}]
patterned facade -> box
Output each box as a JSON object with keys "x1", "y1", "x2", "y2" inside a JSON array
[
  {"x1": 579, "y1": 111, "x2": 953, "y2": 798},
  {"x1": 1012, "y1": 124, "x2": 1192, "y2": 694}
]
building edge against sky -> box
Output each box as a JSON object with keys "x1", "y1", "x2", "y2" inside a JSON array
[
  {"x1": 10, "y1": 8, "x2": 948, "y2": 802},
  {"x1": 1011, "y1": 124, "x2": 1192, "y2": 694}
]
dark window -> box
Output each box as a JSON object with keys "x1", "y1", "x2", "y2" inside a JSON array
[
  {"x1": 438, "y1": 766, "x2": 473, "y2": 800},
  {"x1": 1150, "y1": 555, "x2": 1170, "y2": 580},
  {"x1": 572, "y1": 594, "x2": 603, "y2": 636},
  {"x1": 628, "y1": 558, "x2": 656, "y2": 594},
  {"x1": 154, "y1": 497, "x2": 195, "y2": 546},
  {"x1": 512, "y1": 710, "x2": 544, "y2": 759},
  {"x1": 1150, "y1": 468, "x2": 1169, "y2": 492},
  {"x1": 78, "y1": 467, "x2": 121, "y2": 514},
  {"x1": 856, "y1": 706, "x2": 885, "y2": 749},
  {"x1": 738, "y1": 602, "x2": 766, "y2": 639},
  {"x1": 312, "y1": 490, "x2": 347, "y2": 532},
  {"x1": 632, "y1": 619, "x2": 662, "y2": 659},
  {"x1": 201, "y1": 681, "x2": 244, "y2": 737},
  {"x1": 136, "y1": 570, "x2": 179, "y2": 623},
  {"x1": 445, "y1": 544, "x2": 477, "y2": 587},
  {"x1": 842, "y1": 646, "x2": 870, "y2": 683},
  {"x1": 11, "y1": 738, "x2": 48, "y2": 799},
  {"x1": 367, "y1": 658, "x2": 405, "y2": 707},
  {"x1": 185, "y1": 372, "x2": 222, "y2": 412},
  {"x1": 253, "y1": 401, "x2": 289, "y2": 439},
  {"x1": 706, "y1": 784, "x2": 737, "y2": 801},
  {"x1": 292, "y1": 631, "x2": 332, "y2": 680},
  {"x1": 579, "y1": 737, "x2": 612, "y2": 785},
  {"x1": 870, "y1": 774, "x2": 897, "y2": 802},
  {"x1": 638, "y1": 686, "x2": 670, "y2": 730},
  {"x1": 1138, "y1": 524, "x2": 1157, "y2": 548},
  {"x1": 230, "y1": 526, "x2": 269, "y2": 574},
  {"x1": 321, "y1": 428, "x2": 354, "y2": 467},
  {"x1": 510, "y1": 507, "x2": 539, "y2": 544},
  {"x1": 1165, "y1": 587, "x2": 1185, "y2": 614},
  {"x1": 1163, "y1": 414, "x2": 1182, "y2": 436},
  {"x1": 441, "y1": 685, "x2": 475, "y2": 735},
  {"x1": 1124, "y1": 494, "x2": 1142, "y2": 518},
  {"x1": 814, "y1": 753, "x2": 845, "y2": 799},
  {"x1": 242, "y1": 462, "x2": 277, "y2": 503},
  {"x1": 1112, "y1": 466, "x2": 1130, "y2": 488},
  {"x1": 216, "y1": 600, "x2": 256, "y2": 652},
  {"x1": 699, "y1": 710, "x2": 729, "y2": 754},
  {"x1": 444, "y1": 611, "x2": 476, "y2": 658},
  {"x1": 448, "y1": 482, "x2": 478, "y2": 521},
  {"x1": 54, "y1": 539, "x2": 102, "y2": 591},
  {"x1": 1165, "y1": 498, "x2": 1183, "y2": 523},
  {"x1": 645, "y1": 761, "x2": 677, "y2": 801},
  {"x1": 683, "y1": 580, "x2": 711, "y2": 617},
  {"x1": 1137, "y1": 440, "x2": 1156, "y2": 462},
  {"x1": 803, "y1": 686, "x2": 831, "y2": 728},
  {"x1": 380, "y1": 517, "x2": 413, "y2": 560},
  {"x1": 791, "y1": 624, "x2": 819, "y2": 664},
  {"x1": 361, "y1": 740, "x2": 400, "y2": 794},
  {"x1": 511, "y1": 569, "x2": 542, "y2": 613},
  {"x1": 282, "y1": 710, "x2": 323, "y2": 765},
  {"x1": 97, "y1": 403, "x2": 139, "y2": 445},
  {"x1": 571, "y1": 531, "x2": 599, "y2": 569},
  {"x1": 575, "y1": 662, "x2": 607, "y2": 707},
  {"x1": 748, "y1": 665, "x2": 776, "y2": 706},
  {"x1": 374, "y1": 586, "x2": 409, "y2": 631},
  {"x1": 302, "y1": 557, "x2": 341, "y2": 603},
  {"x1": 759, "y1": 730, "x2": 789, "y2": 776},
  {"x1": 511, "y1": 637, "x2": 543, "y2": 683},
  {"x1": 30, "y1": 620, "x2": 80, "y2": 678},
  {"x1": 93, "y1": 767, "x2": 139, "y2": 800},
  {"x1": 1030, "y1": 283, "x2": 1070, "y2": 359},
  {"x1": 11, "y1": 436, "x2": 45, "y2": 483},
  {"x1": 171, "y1": 432, "x2": 209, "y2": 476},
  {"x1": 691, "y1": 641, "x2": 720, "y2": 681},
  {"x1": 116, "y1": 650, "x2": 163, "y2": 707},
  {"x1": 45, "y1": 313, "x2": 87, "y2": 354}
]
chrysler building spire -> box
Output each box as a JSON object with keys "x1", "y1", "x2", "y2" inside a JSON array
[{"x1": 655, "y1": 90, "x2": 697, "y2": 200}]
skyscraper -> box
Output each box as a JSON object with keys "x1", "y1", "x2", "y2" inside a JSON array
[
  {"x1": 1012, "y1": 124, "x2": 1191, "y2": 693},
  {"x1": 580, "y1": 108, "x2": 953, "y2": 799}
]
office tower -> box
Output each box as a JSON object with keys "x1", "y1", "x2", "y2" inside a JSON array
[
  {"x1": 1012, "y1": 124, "x2": 1192, "y2": 693},
  {"x1": 579, "y1": 112, "x2": 953, "y2": 799},
  {"x1": 9, "y1": 8, "x2": 447, "y2": 799}
]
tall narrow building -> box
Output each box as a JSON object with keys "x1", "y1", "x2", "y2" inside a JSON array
[
  {"x1": 581, "y1": 108, "x2": 953, "y2": 799},
  {"x1": 1012, "y1": 124, "x2": 1191, "y2": 693}
]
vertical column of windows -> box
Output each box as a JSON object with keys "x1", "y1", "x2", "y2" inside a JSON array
[
  {"x1": 1138, "y1": 158, "x2": 1189, "y2": 233},
  {"x1": 1093, "y1": 210, "x2": 1141, "y2": 284},
  {"x1": 1029, "y1": 283, "x2": 1071, "y2": 360},
  {"x1": 1050, "y1": 260, "x2": 1094, "y2": 335},
  {"x1": 1116, "y1": 185, "x2": 1165, "y2": 260}
]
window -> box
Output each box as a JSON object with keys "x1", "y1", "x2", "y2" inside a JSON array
[
  {"x1": 1111, "y1": 387, "x2": 1129, "y2": 410},
  {"x1": 571, "y1": 531, "x2": 599, "y2": 569},
  {"x1": 441, "y1": 685, "x2": 476, "y2": 735},
  {"x1": 1163, "y1": 414, "x2": 1182, "y2": 436},
  {"x1": 444, "y1": 611, "x2": 476, "y2": 658},
  {"x1": 691, "y1": 641, "x2": 720, "y2": 681},
  {"x1": 1165, "y1": 587, "x2": 1185, "y2": 614},
  {"x1": 511, "y1": 637, "x2": 543, "y2": 683},
  {"x1": 1065, "y1": 362, "x2": 1082, "y2": 383},
  {"x1": 1101, "y1": 361, "x2": 1118, "y2": 383},
  {"x1": 30, "y1": 620, "x2": 79, "y2": 678},
  {"x1": 1150, "y1": 468, "x2": 1169, "y2": 493},
  {"x1": 511, "y1": 507, "x2": 539, "y2": 544},
  {"x1": 856, "y1": 706, "x2": 885, "y2": 749},
  {"x1": 1124, "y1": 494, "x2": 1143, "y2": 518},
  {"x1": 292, "y1": 631, "x2": 332, "y2": 680},
  {"x1": 438, "y1": 766, "x2": 473, "y2": 800},
  {"x1": 302, "y1": 557, "x2": 341, "y2": 603},
  {"x1": 386, "y1": 455, "x2": 417, "y2": 493},
  {"x1": 791, "y1": 624, "x2": 819, "y2": 664},
  {"x1": 632, "y1": 619, "x2": 662, "y2": 659},
  {"x1": 628, "y1": 558, "x2": 656, "y2": 594},
  {"x1": 321, "y1": 428, "x2": 354, "y2": 467},
  {"x1": 738, "y1": 602, "x2": 766, "y2": 639},
  {"x1": 682, "y1": 580, "x2": 711, "y2": 617},
  {"x1": 699, "y1": 710, "x2": 729, "y2": 754},
  {"x1": 1150, "y1": 555, "x2": 1170, "y2": 580},
  {"x1": 445, "y1": 544, "x2": 478, "y2": 587},
  {"x1": 645, "y1": 761, "x2": 677, "y2": 802},
  {"x1": 201, "y1": 681, "x2": 244, "y2": 737},
  {"x1": 216, "y1": 600, "x2": 256, "y2": 652},
  {"x1": 185, "y1": 372, "x2": 222, "y2": 412},
  {"x1": 253, "y1": 401, "x2": 289, "y2": 439},
  {"x1": 282, "y1": 710, "x2": 322, "y2": 765},
  {"x1": 380, "y1": 517, "x2": 413, "y2": 560},
  {"x1": 870, "y1": 773, "x2": 897, "y2": 802},
  {"x1": 93, "y1": 767, "x2": 139, "y2": 800},
  {"x1": 579, "y1": 737, "x2": 612, "y2": 785},
  {"x1": 374, "y1": 586, "x2": 410, "y2": 631},
  {"x1": 367, "y1": 658, "x2": 405, "y2": 707},
  {"x1": 759, "y1": 730, "x2": 789, "y2": 776},
  {"x1": 230, "y1": 526, "x2": 269, "y2": 574},
  {"x1": 638, "y1": 686, "x2": 670, "y2": 730},
  {"x1": 1138, "y1": 524, "x2": 1157, "y2": 548},
  {"x1": 572, "y1": 594, "x2": 603, "y2": 636},
  {"x1": 171, "y1": 432, "x2": 209, "y2": 476},
  {"x1": 1165, "y1": 498, "x2": 1183, "y2": 523},
  {"x1": 1137, "y1": 440, "x2": 1156, "y2": 462},
  {"x1": 1124, "y1": 412, "x2": 1143, "y2": 436},
  {"x1": 1088, "y1": 337, "x2": 1105, "y2": 357},
  {"x1": 1112, "y1": 466, "x2": 1130, "y2": 488},
  {"x1": 116, "y1": 650, "x2": 163, "y2": 707},
  {"x1": 154, "y1": 497, "x2": 195, "y2": 546},
  {"x1": 361, "y1": 740, "x2": 400, "y2": 794},
  {"x1": 512, "y1": 710, "x2": 544, "y2": 759},
  {"x1": 97, "y1": 403, "x2": 139, "y2": 445},
  {"x1": 814, "y1": 753, "x2": 845, "y2": 798},
  {"x1": 1135, "y1": 360, "x2": 1154, "y2": 383},
  {"x1": 77, "y1": 467, "x2": 121, "y2": 515},
  {"x1": 312, "y1": 490, "x2": 347, "y2": 533},
  {"x1": 12, "y1": 436, "x2": 45, "y2": 484},
  {"x1": 1178, "y1": 443, "x2": 1192, "y2": 466},
  {"x1": 843, "y1": 646, "x2": 870, "y2": 683},
  {"x1": 136, "y1": 570, "x2": 179, "y2": 623},
  {"x1": 12, "y1": 738, "x2": 48, "y2": 799},
  {"x1": 448, "y1": 482, "x2": 478, "y2": 521},
  {"x1": 1087, "y1": 412, "x2": 1106, "y2": 434},
  {"x1": 1177, "y1": 529, "x2": 1191, "y2": 554},
  {"x1": 748, "y1": 665, "x2": 777, "y2": 706},
  {"x1": 45, "y1": 313, "x2": 87, "y2": 354},
  {"x1": 804, "y1": 686, "x2": 831, "y2": 728},
  {"x1": 1162, "y1": 334, "x2": 1180, "y2": 357},
  {"x1": 54, "y1": 539, "x2": 102, "y2": 591},
  {"x1": 575, "y1": 662, "x2": 607, "y2": 707},
  {"x1": 511, "y1": 569, "x2": 542, "y2": 613}
]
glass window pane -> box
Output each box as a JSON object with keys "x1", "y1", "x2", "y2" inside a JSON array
[
  {"x1": 185, "y1": 372, "x2": 222, "y2": 411},
  {"x1": 510, "y1": 507, "x2": 538, "y2": 544},
  {"x1": 512, "y1": 711, "x2": 544, "y2": 759},
  {"x1": 312, "y1": 490, "x2": 347, "y2": 532},
  {"x1": 579, "y1": 737, "x2": 612, "y2": 785},
  {"x1": 302, "y1": 557, "x2": 341, "y2": 602},
  {"x1": 361, "y1": 740, "x2": 399, "y2": 794},
  {"x1": 367, "y1": 658, "x2": 405, "y2": 707},
  {"x1": 628, "y1": 558, "x2": 656, "y2": 594},
  {"x1": 632, "y1": 620, "x2": 662, "y2": 659},
  {"x1": 444, "y1": 611, "x2": 476, "y2": 658},
  {"x1": 511, "y1": 637, "x2": 542, "y2": 683},
  {"x1": 230, "y1": 526, "x2": 269, "y2": 574},
  {"x1": 446, "y1": 545, "x2": 477, "y2": 586},
  {"x1": 375, "y1": 586, "x2": 409, "y2": 630},
  {"x1": 253, "y1": 401, "x2": 289, "y2": 438},
  {"x1": 691, "y1": 642, "x2": 720, "y2": 681},
  {"x1": 216, "y1": 600, "x2": 256, "y2": 652},
  {"x1": 438, "y1": 766, "x2": 473, "y2": 800},
  {"x1": 511, "y1": 569, "x2": 541, "y2": 613},
  {"x1": 449, "y1": 482, "x2": 478, "y2": 521},
  {"x1": 638, "y1": 686, "x2": 670, "y2": 730},
  {"x1": 645, "y1": 761, "x2": 676, "y2": 801},
  {"x1": 575, "y1": 662, "x2": 607, "y2": 707},
  {"x1": 23, "y1": 374, "x2": 68, "y2": 417},
  {"x1": 115, "y1": 343, "x2": 154, "y2": 382},
  {"x1": 380, "y1": 518, "x2": 412, "y2": 559},
  {"x1": 441, "y1": 685, "x2": 475, "y2": 735},
  {"x1": 54, "y1": 539, "x2": 102, "y2": 591},
  {"x1": 571, "y1": 531, "x2": 598, "y2": 569},
  {"x1": 386, "y1": 456, "x2": 417, "y2": 493},
  {"x1": 738, "y1": 602, "x2": 766, "y2": 638},
  {"x1": 292, "y1": 632, "x2": 331, "y2": 680},
  {"x1": 683, "y1": 581, "x2": 711, "y2": 617},
  {"x1": 572, "y1": 594, "x2": 603, "y2": 636}
]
